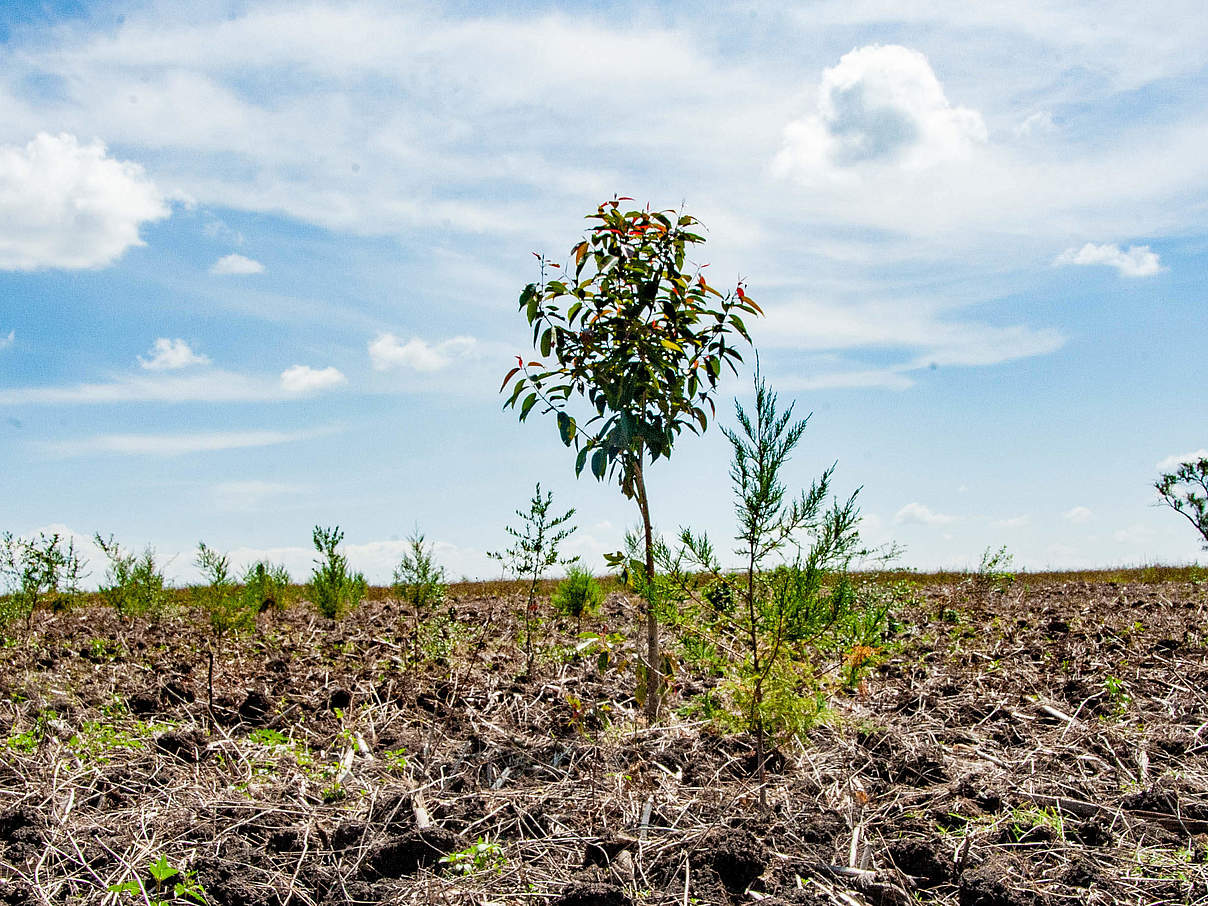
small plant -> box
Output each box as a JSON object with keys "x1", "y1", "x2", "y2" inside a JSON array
[
  {"x1": 383, "y1": 747, "x2": 408, "y2": 772},
  {"x1": 439, "y1": 837, "x2": 505, "y2": 875},
  {"x1": 109, "y1": 855, "x2": 207, "y2": 906},
  {"x1": 551, "y1": 566, "x2": 604, "y2": 626},
  {"x1": 393, "y1": 529, "x2": 447, "y2": 612},
  {"x1": 195, "y1": 542, "x2": 256, "y2": 639},
  {"x1": 971, "y1": 545, "x2": 1015, "y2": 597},
  {"x1": 0, "y1": 530, "x2": 86, "y2": 628},
  {"x1": 309, "y1": 526, "x2": 366, "y2": 619},
  {"x1": 95, "y1": 534, "x2": 171, "y2": 620},
  {"x1": 241, "y1": 560, "x2": 292, "y2": 613},
  {"x1": 1104, "y1": 674, "x2": 1130, "y2": 714},
  {"x1": 1155, "y1": 455, "x2": 1208, "y2": 549},
  {"x1": 247, "y1": 728, "x2": 290, "y2": 746},
  {"x1": 489, "y1": 484, "x2": 578, "y2": 674}
]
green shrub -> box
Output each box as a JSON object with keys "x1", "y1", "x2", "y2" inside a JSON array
[
  {"x1": 95, "y1": 534, "x2": 170, "y2": 620},
  {"x1": 195, "y1": 542, "x2": 256, "y2": 638},
  {"x1": 0, "y1": 531, "x2": 86, "y2": 629},
  {"x1": 241, "y1": 561, "x2": 292, "y2": 613},
  {"x1": 393, "y1": 530, "x2": 446, "y2": 612},
  {"x1": 551, "y1": 567, "x2": 603, "y2": 621},
  {"x1": 972, "y1": 545, "x2": 1015, "y2": 596},
  {"x1": 309, "y1": 526, "x2": 366, "y2": 619}
]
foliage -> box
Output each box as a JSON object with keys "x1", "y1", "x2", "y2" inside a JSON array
[
  {"x1": 309, "y1": 525, "x2": 366, "y2": 619},
  {"x1": 440, "y1": 838, "x2": 505, "y2": 875},
  {"x1": 489, "y1": 484, "x2": 578, "y2": 673},
  {"x1": 551, "y1": 566, "x2": 603, "y2": 621},
  {"x1": 673, "y1": 371, "x2": 863, "y2": 796},
  {"x1": 109, "y1": 855, "x2": 207, "y2": 906},
  {"x1": 95, "y1": 534, "x2": 171, "y2": 620},
  {"x1": 0, "y1": 530, "x2": 86, "y2": 628},
  {"x1": 393, "y1": 529, "x2": 447, "y2": 612},
  {"x1": 195, "y1": 542, "x2": 256, "y2": 639},
  {"x1": 972, "y1": 545, "x2": 1015, "y2": 596},
  {"x1": 502, "y1": 197, "x2": 761, "y2": 721},
  {"x1": 1155, "y1": 456, "x2": 1208, "y2": 550},
  {"x1": 241, "y1": 560, "x2": 292, "y2": 613}
]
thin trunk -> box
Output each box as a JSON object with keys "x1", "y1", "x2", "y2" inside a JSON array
[
  {"x1": 746, "y1": 545, "x2": 767, "y2": 808},
  {"x1": 633, "y1": 457, "x2": 660, "y2": 724}
]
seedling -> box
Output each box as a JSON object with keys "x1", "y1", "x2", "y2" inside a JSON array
[
  {"x1": 0, "y1": 530, "x2": 86, "y2": 628},
  {"x1": 310, "y1": 526, "x2": 366, "y2": 619},
  {"x1": 439, "y1": 838, "x2": 505, "y2": 875}
]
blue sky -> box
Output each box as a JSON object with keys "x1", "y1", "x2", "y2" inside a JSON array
[{"x1": 2, "y1": 0, "x2": 1206, "y2": 584}]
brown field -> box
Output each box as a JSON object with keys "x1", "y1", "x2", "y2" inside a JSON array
[{"x1": 1, "y1": 569, "x2": 1206, "y2": 906}]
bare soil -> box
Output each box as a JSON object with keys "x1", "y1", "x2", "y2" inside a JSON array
[{"x1": 2, "y1": 574, "x2": 1207, "y2": 905}]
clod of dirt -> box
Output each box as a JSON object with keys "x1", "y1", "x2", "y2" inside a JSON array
[
  {"x1": 693, "y1": 827, "x2": 768, "y2": 895},
  {"x1": 266, "y1": 827, "x2": 305, "y2": 853},
  {"x1": 1068, "y1": 817, "x2": 1113, "y2": 847},
  {"x1": 331, "y1": 821, "x2": 367, "y2": 851},
  {"x1": 154, "y1": 726, "x2": 209, "y2": 763},
  {"x1": 583, "y1": 836, "x2": 633, "y2": 868},
  {"x1": 192, "y1": 855, "x2": 263, "y2": 906},
  {"x1": 126, "y1": 689, "x2": 160, "y2": 715},
  {"x1": 959, "y1": 863, "x2": 1035, "y2": 906},
  {"x1": 887, "y1": 838, "x2": 952, "y2": 887},
  {"x1": 326, "y1": 686, "x2": 352, "y2": 711},
  {"x1": 238, "y1": 689, "x2": 274, "y2": 725},
  {"x1": 1059, "y1": 858, "x2": 1099, "y2": 888},
  {"x1": 360, "y1": 827, "x2": 461, "y2": 878},
  {"x1": 0, "y1": 880, "x2": 34, "y2": 906},
  {"x1": 551, "y1": 880, "x2": 631, "y2": 906},
  {"x1": 160, "y1": 675, "x2": 195, "y2": 706}
]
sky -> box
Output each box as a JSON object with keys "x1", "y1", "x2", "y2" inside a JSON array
[{"x1": 1, "y1": 0, "x2": 1206, "y2": 585}]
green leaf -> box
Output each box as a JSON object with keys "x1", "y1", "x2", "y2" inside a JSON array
[
  {"x1": 591, "y1": 448, "x2": 607, "y2": 479},
  {"x1": 526, "y1": 292, "x2": 539, "y2": 324},
  {"x1": 520, "y1": 392, "x2": 538, "y2": 420},
  {"x1": 540, "y1": 328, "x2": 553, "y2": 358},
  {"x1": 659, "y1": 338, "x2": 683, "y2": 353},
  {"x1": 557, "y1": 412, "x2": 576, "y2": 446},
  {"x1": 575, "y1": 446, "x2": 589, "y2": 476}
]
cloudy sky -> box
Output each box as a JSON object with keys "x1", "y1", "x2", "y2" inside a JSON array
[{"x1": 2, "y1": 0, "x2": 1206, "y2": 584}]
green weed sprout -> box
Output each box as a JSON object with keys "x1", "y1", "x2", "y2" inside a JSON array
[
  {"x1": 439, "y1": 838, "x2": 505, "y2": 875},
  {"x1": 309, "y1": 525, "x2": 366, "y2": 619}
]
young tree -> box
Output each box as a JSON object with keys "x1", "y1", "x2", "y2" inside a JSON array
[
  {"x1": 0, "y1": 531, "x2": 86, "y2": 629},
  {"x1": 488, "y1": 483, "x2": 578, "y2": 677},
  {"x1": 502, "y1": 197, "x2": 762, "y2": 721},
  {"x1": 1155, "y1": 455, "x2": 1208, "y2": 549},
  {"x1": 310, "y1": 525, "x2": 366, "y2": 619}
]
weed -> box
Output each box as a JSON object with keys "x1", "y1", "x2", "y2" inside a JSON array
[
  {"x1": 310, "y1": 526, "x2": 366, "y2": 619},
  {"x1": 440, "y1": 838, "x2": 505, "y2": 875},
  {"x1": 0, "y1": 530, "x2": 86, "y2": 628},
  {"x1": 241, "y1": 560, "x2": 292, "y2": 613},
  {"x1": 383, "y1": 747, "x2": 408, "y2": 772},
  {"x1": 195, "y1": 542, "x2": 256, "y2": 639},
  {"x1": 109, "y1": 855, "x2": 207, "y2": 906},
  {"x1": 247, "y1": 728, "x2": 290, "y2": 747},
  {"x1": 96, "y1": 534, "x2": 171, "y2": 620},
  {"x1": 972, "y1": 546, "x2": 1015, "y2": 597},
  {"x1": 551, "y1": 566, "x2": 603, "y2": 624}
]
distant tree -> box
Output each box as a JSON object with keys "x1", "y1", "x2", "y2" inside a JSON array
[
  {"x1": 502, "y1": 197, "x2": 762, "y2": 721},
  {"x1": 1155, "y1": 455, "x2": 1208, "y2": 550}
]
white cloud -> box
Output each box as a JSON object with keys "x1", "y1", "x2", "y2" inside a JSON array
[
  {"x1": 0, "y1": 133, "x2": 168, "y2": 271},
  {"x1": 1014, "y1": 111, "x2": 1056, "y2": 138},
  {"x1": 1156, "y1": 449, "x2": 1208, "y2": 472},
  {"x1": 368, "y1": 333, "x2": 477, "y2": 372},
  {"x1": 1113, "y1": 523, "x2": 1156, "y2": 545},
  {"x1": 1054, "y1": 242, "x2": 1163, "y2": 277},
  {"x1": 894, "y1": 502, "x2": 958, "y2": 526},
  {"x1": 1062, "y1": 506, "x2": 1093, "y2": 524},
  {"x1": 138, "y1": 337, "x2": 211, "y2": 371},
  {"x1": 0, "y1": 370, "x2": 285, "y2": 404},
  {"x1": 47, "y1": 428, "x2": 324, "y2": 458},
  {"x1": 279, "y1": 364, "x2": 347, "y2": 393},
  {"x1": 0, "y1": 330, "x2": 13, "y2": 350},
  {"x1": 774, "y1": 44, "x2": 986, "y2": 180},
  {"x1": 209, "y1": 253, "x2": 264, "y2": 275}
]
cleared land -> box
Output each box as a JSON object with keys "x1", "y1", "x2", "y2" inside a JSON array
[{"x1": 1, "y1": 570, "x2": 1207, "y2": 906}]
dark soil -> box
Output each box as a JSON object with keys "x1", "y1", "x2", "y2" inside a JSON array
[{"x1": 2, "y1": 573, "x2": 1207, "y2": 904}]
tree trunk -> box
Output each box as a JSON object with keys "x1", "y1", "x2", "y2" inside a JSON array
[{"x1": 633, "y1": 458, "x2": 660, "y2": 723}]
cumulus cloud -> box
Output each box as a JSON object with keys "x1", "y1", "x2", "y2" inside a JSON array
[
  {"x1": 0, "y1": 330, "x2": 13, "y2": 350},
  {"x1": 894, "y1": 502, "x2": 958, "y2": 526},
  {"x1": 1062, "y1": 506, "x2": 1093, "y2": 524},
  {"x1": 1054, "y1": 242, "x2": 1163, "y2": 277},
  {"x1": 279, "y1": 364, "x2": 346, "y2": 393},
  {"x1": 209, "y1": 253, "x2": 264, "y2": 275},
  {"x1": 0, "y1": 133, "x2": 168, "y2": 271},
  {"x1": 774, "y1": 44, "x2": 986, "y2": 179},
  {"x1": 138, "y1": 338, "x2": 211, "y2": 371},
  {"x1": 993, "y1": 515, "x2": 1030, "y2": 528},
  {"x1": 368, "y1": 333, "x2": 477, "y2": 372},
  {"x1": 1156, "y1": 449, "x2": 1208, "y2": 471}
]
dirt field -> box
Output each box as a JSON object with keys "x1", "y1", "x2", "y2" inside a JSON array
[{"x1": 2, "y1": 573, "x2": 1206, "y2": 906}]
